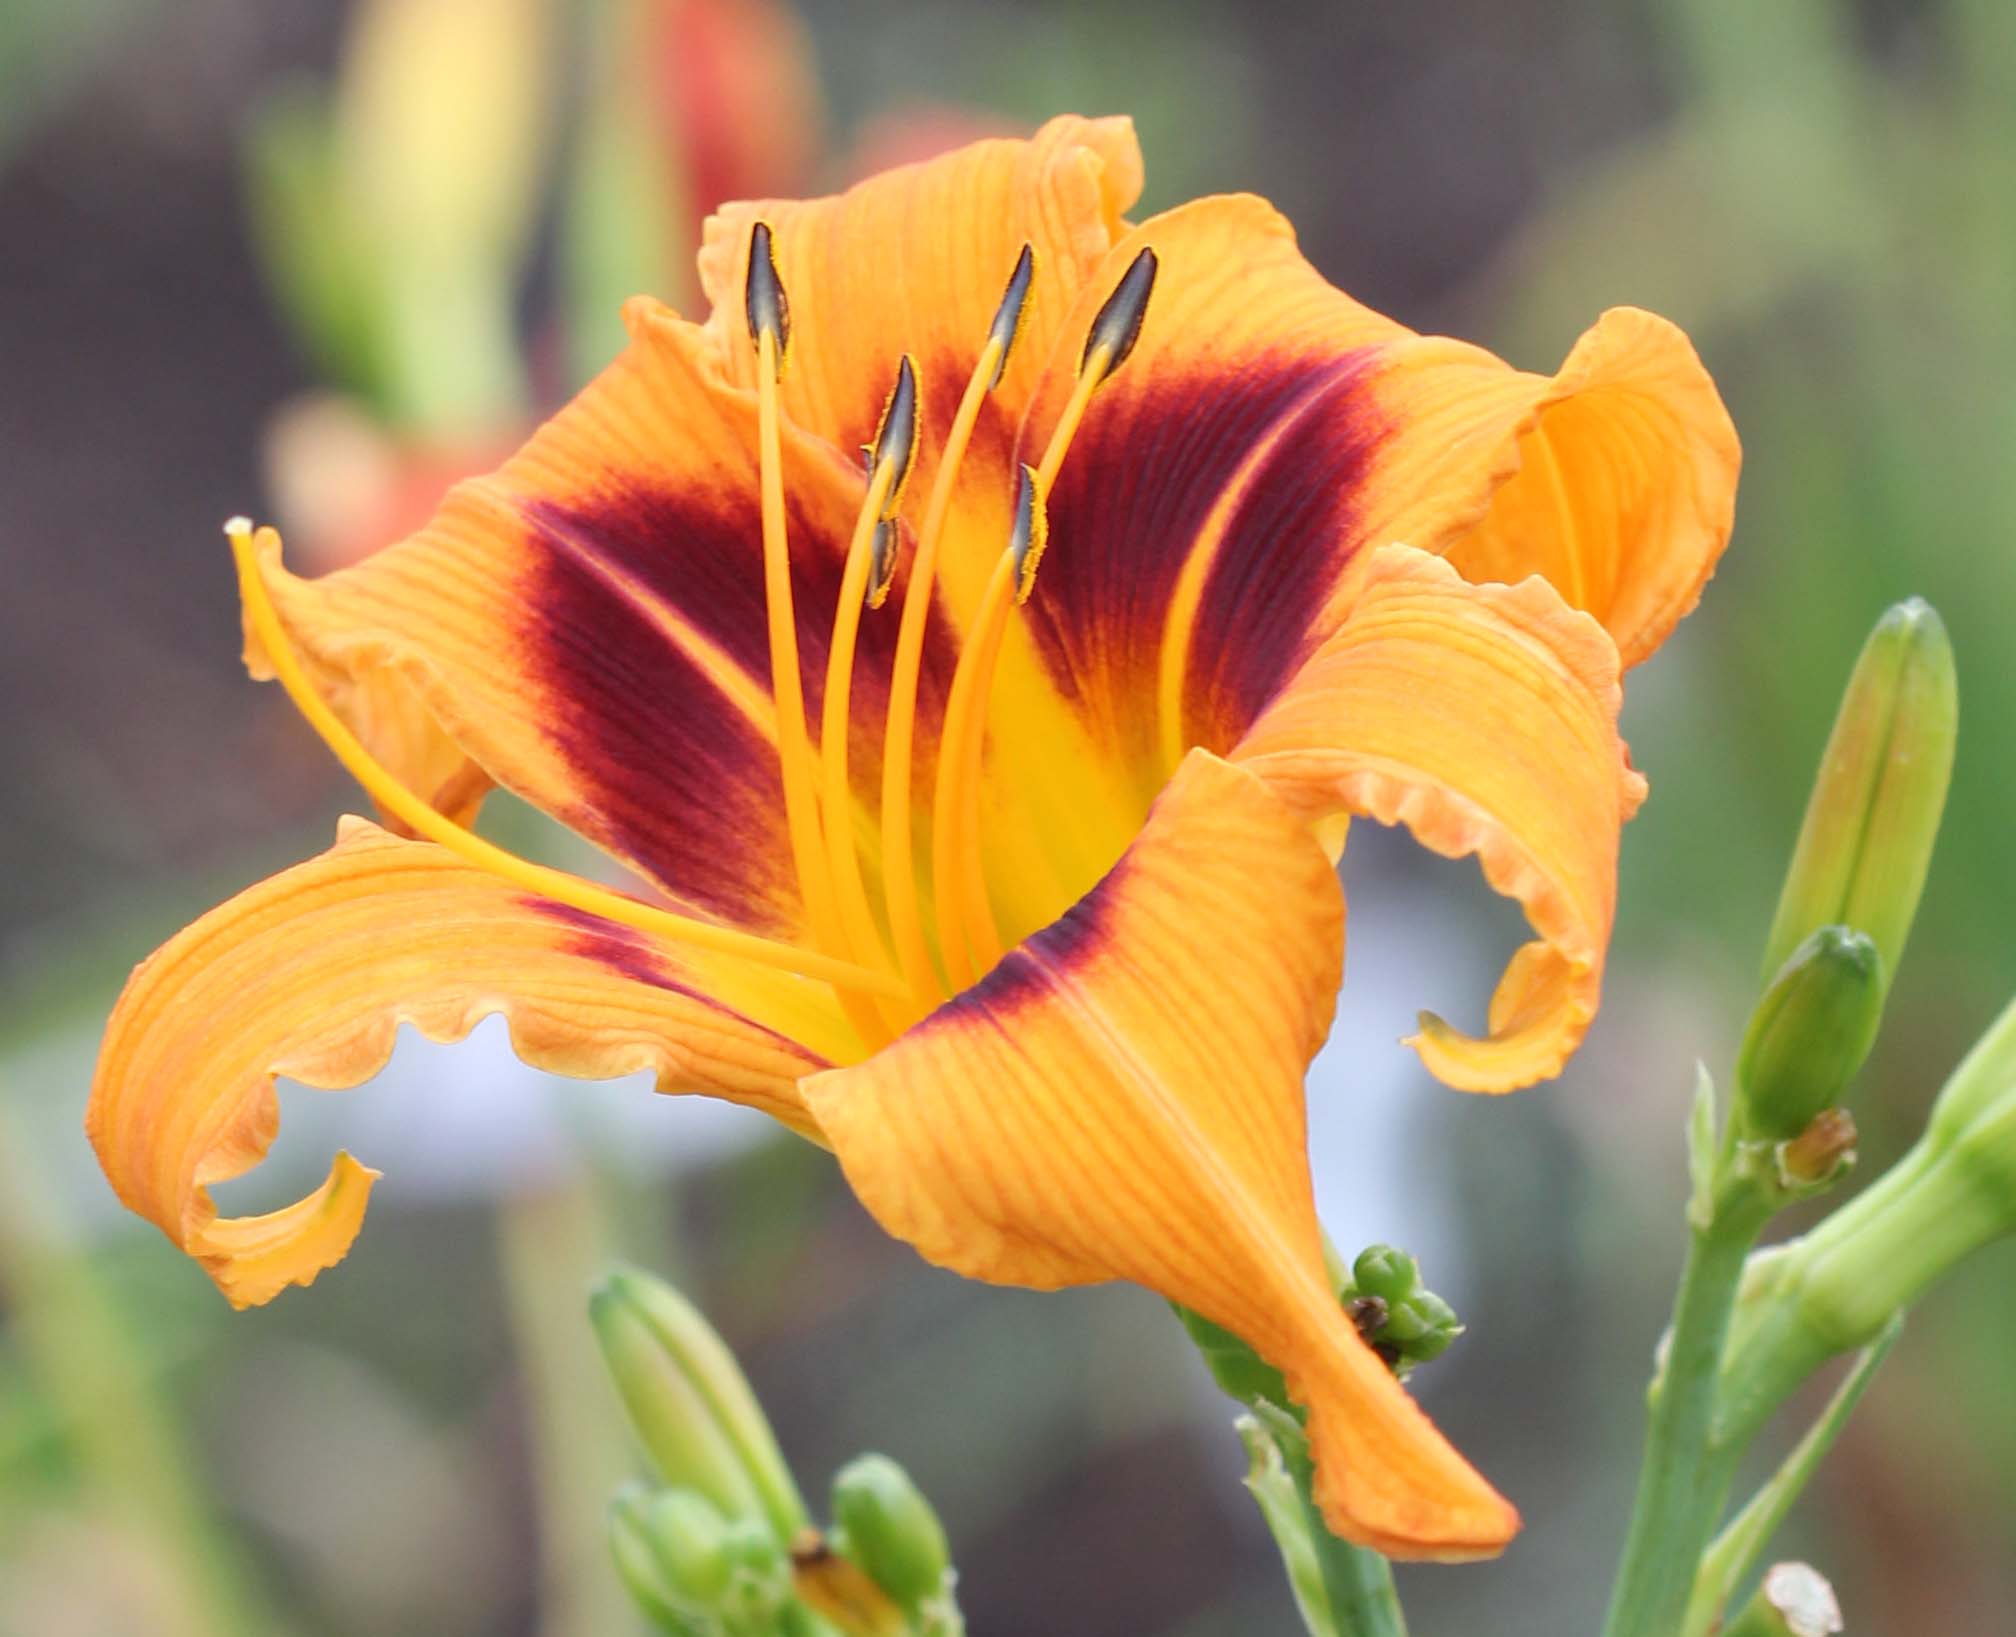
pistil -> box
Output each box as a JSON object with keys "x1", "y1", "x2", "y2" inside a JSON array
[{"x1": 227, "y1": 519, "x2": 906, "y2": 1000}]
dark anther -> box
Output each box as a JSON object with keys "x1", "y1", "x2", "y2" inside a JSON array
[{"x1": 1079, "y1": 245, "x2": 1158, "y2": 380}]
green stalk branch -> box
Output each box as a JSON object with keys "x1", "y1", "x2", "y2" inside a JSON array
[
  {"x1": 1600, "y1": 1201, "x2": 1764, "y2": 1637},
  {"x1": 1682, "y1": 1317, "x2": 1898, "y2": 1637}
]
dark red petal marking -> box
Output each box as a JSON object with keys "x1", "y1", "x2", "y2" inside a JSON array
[
  {"x1": 1020, "y1": 347, "x2": 1390, "y2": 791},
  {"x1": 521, "y1": 476, "x2": 959, "y2": 933}
]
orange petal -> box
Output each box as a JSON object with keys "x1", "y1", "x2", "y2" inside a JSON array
[
  {"x1": 998, "y1": 194, "x2": 1733, "y2": 821},
  {"x1": 1234, "y1": 546, "x2": 1641, "y2": 1092},
  {"x1": 1387, "y1": 306, "x2": 1740, "y2": 668},
  {"x1": 696, "y1": 115, "x2": 1141, "y2": 465},
  {"x1": 246, "y1": 303, "x2": 916, "y2": 943},
  {"x1": 87, "y1": 817, "x2": 831, "y2": 1309},
  {"x1": 802, "y1": 751, "x2": 1518, "y2": 1558}
]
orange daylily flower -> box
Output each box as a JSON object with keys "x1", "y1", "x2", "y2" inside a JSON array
[{"x1": 87, "y1": 116, "x2": 1737, "y2": 1558}]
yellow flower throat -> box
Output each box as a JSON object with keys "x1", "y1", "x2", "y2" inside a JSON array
[{"x1": 231, "y1": 227, "x2": 1156, "y2": 1051}]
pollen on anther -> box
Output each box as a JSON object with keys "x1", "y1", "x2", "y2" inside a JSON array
[
  {"x1": 745, "y1": 221, "x2": 791, "y2": 375},
  {"x1": 1080, "y1": 246, "x2": 1158, "y2": 381},
  {"x1": 1009, "y1": 464, "x2": 1049, "y2": 603},
  {"x1": 867, "y1": 517, "x2": 907, "y2": 609},
  {"x1": 866, "y1": 354, "x2": 920, "y2": 518},
  {"x1": 987, "y1": 244, "x2": 1037, "y2": 390}
]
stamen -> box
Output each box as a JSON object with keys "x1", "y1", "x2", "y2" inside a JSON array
[
  {"x1": 933, "y1": 249, "x2": 1160, "y2": 981},
  {"x1": 930, "y1": 470, "x2": 1041, "y2": 980},
  {"x1": 745, "y1": 221, "x2": 791, "y2": 373},
  {"x1": 1008, "y1": 459, "x2": 1051, "y2": 604},
  {"x1": 818, "y1": 358, "x2": 921, "y2": 1035},
  {"x1": 746, "y1": 221, "x2": 846, "y2": 960},
  {"x1": 1079, "y1": 247, "x2": 1157, "y2": 385},
  {"x1": 879, "y1": 246, "x2": 1036, "y2": 1000},
  {"x1": 929, "y1": 549, "x2": 1018, "y2": 989},
  {"x1": 226, "y1": 520, "x2": 904, "y2": 1000},
  {"x1": 865, "y1": 517, "x2": 906, "y2": 610}
]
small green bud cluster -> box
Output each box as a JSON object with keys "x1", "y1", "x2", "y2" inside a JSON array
[
  {"x1": 1343, "y1": 1245, "x2": 1462, "y2": 1376},
  {"x1": 593, "y1": 1265, "x2": 962, "y2": 1636},
  {"x1": 815, "y1": 1455, "x2": 959, "y2": 1635},
  {"x1": 1176, "y1": 1244, "x2": 1464, "y2": 1414},
  {"x1": 610, "y1": 1483, "x2": 796, "y2": 1636}
]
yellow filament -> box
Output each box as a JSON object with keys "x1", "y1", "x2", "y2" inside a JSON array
[
  {"x1": 930, "y1": 347, "x2": 1114, "y2": 980},
  {"x1": 226, "y1": 521, "x2": 905, "y2": 1000},
  {"x1": 755, "y1": 334, "x2": 846, "y2": 949},
  {"x1": 819, "y1": 454, "x2": 914, "y2": 1040},
  {"x1": 879, "y1": 334, "x2": 1003, "y2": 1000},
  {"x1": 928, "y1": 553, "x2": 1016, "y2": 986},
  {"x1": 1036, "y1": 345, "x2": 1111, "y2": 493}
]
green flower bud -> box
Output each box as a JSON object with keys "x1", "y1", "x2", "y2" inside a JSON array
[
  {"x1": 642, "y1": 1489, "x2": 736, "y2": 1608},
  {"x1": 1736, "y1": 927, "x2": 1884, "y2": 1139},
  {"x1": 1719, "y1": 993, "x2": 2016, "y2": 1450},
  {"x1": 1376, "y1": 1290, "x2": 1462, "y2": 1363},
  {"x1": 589, "y1": 1266, "x2": 808, "y2": 1539},
  {"x1": 1350, "y1": 1244, "x2": 1419, "y2": 1305},
  {"x1": 607, "y1": 1484, "x2": 711, "y2": 1635},
  {"x1": 830, "y1": 1454, "x2": 952, "y2": 1609},
  {"x1": 1762, "y1": 600, "x2": 1956, "y2": 995},
  {"x1": 718, "y1": 1516, "x2": 794, "y2": 1626}
]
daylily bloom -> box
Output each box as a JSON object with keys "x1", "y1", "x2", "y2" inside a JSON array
[{"x1": 87, "y1": 117, "x2": 1737, "y2": 1557}]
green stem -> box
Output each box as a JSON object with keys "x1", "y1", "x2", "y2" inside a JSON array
[
  {"x1": 1304, "y1": 1532, "x2": 1407, "y2": 1637},
  {"x1": 1682, "y1": 1317, "x2": 1898, "y2": 1637},
  {"x1": 1240, "y1": 1403, "x2": 1406, "y2": 1637},
  {"x1": 1601, "y1": 1190, "x2": 1769, "y2": 1637}
]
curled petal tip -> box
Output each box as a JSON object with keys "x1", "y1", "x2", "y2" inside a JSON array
[{"x1": 197, "y1": 1149, "x2": 381, "y2": 1311}]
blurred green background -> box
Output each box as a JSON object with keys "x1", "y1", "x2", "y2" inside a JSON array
[{"x1": 3, "y1": 0, "x2": 2013, "y2": 1631}]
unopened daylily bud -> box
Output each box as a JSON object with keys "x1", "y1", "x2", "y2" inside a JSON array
[
  {"x1": 608, "y1": 1484, "x2": 700, "y2": 1633},
  {"x1": 1736, "y1": 927, "x2": 1884, "y2": 1140},
  {"x1": 830, "y1": 1454, "x2": 952, "y2": 1609},
  {"x1": 589, "y1": 1266, "x2": 808, "y2": 1540},
  {"x1": 1351, "y1": 1244, "x2": 1420, "y2": 1305},
  {"x1": 609, "y1": 1484, "x2": 737, "y2": 1628},
  {"x1": 646, "y1": 1489, "x2": 737, "y2": 1608},
  {"x1": 1718, "y1": 993, "x2": 2016, "y2": 1450},
  {"x1": 1762, "y1": 600, "x2": 1956, "y2": 993}
]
